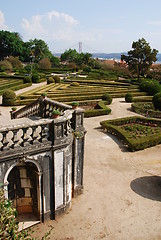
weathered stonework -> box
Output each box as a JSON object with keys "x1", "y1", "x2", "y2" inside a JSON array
[{"x1": 0, "y1": 97, "x2": 86, "y2": 223}]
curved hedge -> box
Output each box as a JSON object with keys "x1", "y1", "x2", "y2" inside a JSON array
[
  {"x1": 152, "y1": 92, "x2": 161, "y2": 111},
  {"x1": 84, "y1": 100, "x2": 111, "y2": 118},
  {"x1": 100, "y1": 116, "x2": 161, "y2": 151},
  {"x1": 131, "y1": 102, "x2": 161, "y2": 119}
]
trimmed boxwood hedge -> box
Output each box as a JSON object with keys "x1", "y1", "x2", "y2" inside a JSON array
[
  {"x1": 131, "y1": 102, "x2": 161, "y2": 118},
  {"x1": 84, "y1": 108, "x2": 111, "y2": 117},
  {"x1": 100, "y1": 116, "x2": 161, "y2": 151},
  {"x1": 84, "y1": 100, "x2": 111, "y2": 117}
]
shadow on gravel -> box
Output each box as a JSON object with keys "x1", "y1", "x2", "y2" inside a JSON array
[
  {"x1": 94, "y1": 126, "x2": 129, "y2": 152},
  {"x1": 130, "y1": 176, "x2": 161, "y2": 202}
]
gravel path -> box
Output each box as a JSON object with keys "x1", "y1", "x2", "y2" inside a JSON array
[{"x1": 32, "y1": 98, "x2": 161, "y2": 240}]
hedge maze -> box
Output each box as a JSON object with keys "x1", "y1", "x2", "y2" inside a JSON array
[
  {"x1": 0, "y1": 76, "x2": 31, "y2": 95},
  {"x1": 15, "y1": 80, "x2": 146, "y2": 106}
]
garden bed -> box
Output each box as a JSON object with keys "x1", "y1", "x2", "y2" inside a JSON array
[
  {"x1": 131, "y1": 102, "x2": 161, "y2": 119},
  {"x1": 100, "y1": 116, "x2": 161, "y2": 151}
]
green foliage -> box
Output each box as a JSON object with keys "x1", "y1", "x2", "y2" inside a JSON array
[
  {"x1": 47, "y1": 77, "x2": 54, "y2": 84},
  {"x1": 100, "y1": 116, "x2": 161, "y2": 151},
  {"x1": 85, "y1": 108, "x2": 111, "y2": 118},
  {"x1": 0, "y1": 60, "x2": 13, "y2": 71},
  {"x1": 7, "y1": 56, "x2": 23, "y2": 69},
  {"x1": 24, "y1": 76, "x2": 32, "y2": 83},
  {"x1": 71, "y1": 101, "x2": 79, "y2": 106},
  {"x1": 53, "y1": 75, "x2": 61, "y2": 83},
  {"x1": 125, "y1": 93, "x2": 133, "y2": 102},
  {"x1": 70, "y1": 82, "x2": 80, "y2": 86},
  {"x1": 2, "y1": 89, "x2": 16, "y2": 106},
  {"x1": 0, "y1": 188, "x2": 31, "y2": 239},
  {"x1": 121, "y1": 38, "x2": 158, "y2": 80},
  {"x1": 131, "y1": 102, "x2": 161, "y2": 118},
  {"x1": 0, "y1": 30, "x2": 24, "y2": 60},
  {"x1": 85, "y1": 100, "x2": 111, "y2": 117},
  {"x1": 32, "y1": 73, "x2": 40, "y2": 83},
  {"x1": 139, "y1": 79, "x2": 161, "y2": 95},
  {"x1": 102, "y1": 93, "x2": 112, "y2": 104},
  {"x1": 52, "y1": 109, "x2": 61, "y2": 115},
  {"x1": 41, "y1": 92, "x2": 47, "y2": 97},
  {"x1": 152, "y1": 92, "x2": 161, "y2": 111}
]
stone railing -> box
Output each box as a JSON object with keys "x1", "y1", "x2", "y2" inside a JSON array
[
  {"x1": 11, "y1": 99, "x2": 40, "y2": 119},
  {"x1": 40, "y1": 98, "x2": 72, "y2": 118},
  {"x1": 0, "y1": 110, "x2": 73, "y2": 160},
  {"x1": 11, "y1": 97, "x2": 72, "y2": 120}
]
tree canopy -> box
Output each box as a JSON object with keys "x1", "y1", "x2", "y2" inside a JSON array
[
  {"x1": 0, "y1": 30, "x2": 24, "y2": 60},
  {"x1": 60, "y1": 49, "x2": 92, "y2": 66},
  {"x1": 121, "y1": 38, "x2": 158, "y2": 80},
  {"x1": 0, "y1": 30, "x2": 60, "y2": 65}
]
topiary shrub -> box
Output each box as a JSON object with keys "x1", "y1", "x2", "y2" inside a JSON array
[
  {"x1": 47, "y1": 77, "x2": 55, "y2": 84},
  {"x1": 102, "y1": 93, "x2": 112, "y2": 104},
  {"x1": 2, "y1": 90, "x2": 16, "y2": 106},
  {"x1": 125, "y1": 93, "x2": 133, "y2": 102},
  {"x1": 152, "y1": 92, "x2": 161, "y2": 111},
  {"x1": 32, "y1": 73, "x2": 40, "y2": 83},
  {"x1": 139, "y1": 79, "x2": 161, "y2": 95},
  {"x1": 53, "y1": 75, "x2": 61, "y2": 83},
  {"x1": 23, "y1": 76, "x2": 32, "y2": 84},
  {"x1": 70, "y1": 82, "x2": 80, "y2": 87}
]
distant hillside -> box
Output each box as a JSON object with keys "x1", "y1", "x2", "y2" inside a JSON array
[
  {"x1": 92, "y1": 53, "x2": 161, "y2": 63},
  {"x1": 53, "y1": 52, "x2": 161, "y2": 63}
]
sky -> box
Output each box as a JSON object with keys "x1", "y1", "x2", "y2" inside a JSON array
[{"x1": 0, "y1": 0, "x2": 161, "y2": 54}]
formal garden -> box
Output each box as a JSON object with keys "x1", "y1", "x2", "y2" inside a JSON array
[{"x1": 1, "y1": 31, "x2": 161, "y2": 238}]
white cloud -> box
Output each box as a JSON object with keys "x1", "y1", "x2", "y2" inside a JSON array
[
  {"x1": 0, "y1": 10, "x2": 9, "y2": 30},
  {"x1": 21, "y1": 10, "x2": 79, "y2": 41}
]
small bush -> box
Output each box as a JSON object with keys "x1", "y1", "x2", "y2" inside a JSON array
[
  {"x1": 47, "y1": 77, "x2": 55, "y2": 84},
  {"x1": 38, "y1": 58, "x2": 51, "y2": 70},
  {"x1": 7, "y1": 56, "x2": 23, "y2": 69},
  {"x1": 70, "y1": 82, "x2": 80, "y2": 86},
  {"x1": 32, "y1": 73, "x2": 40, "y2": 83},
  {"x1": 102, "y1": 93, "x2": 112, "y2": 104},
  {"x1": 139, "y1": 79, "x2": 161, "y2": 95},
  {"x1": 2, "y1": 89, "x2": 16, "y2": 106},
  {"x1": 125, "y1": 93, "x2": 133, "y2": 102},
  {"x1": 24, "y1": 76, "x2": 32, "y2": 83},
  {"x1": 0, "y1": 60, "x2": 13, "y2": 71},
  {"x1": 53, "y1": 75, "x2": 61, "y2": 83},
  {"x1": 152, "y1": 92, "x2": 161, "y2": 111}
]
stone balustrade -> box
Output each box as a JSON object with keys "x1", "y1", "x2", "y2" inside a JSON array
[
  {"x1": 11, "y1": 97, "x2": 73, "y2": 119},
  {"x1": 0, "y1": 110, "x2": 73, "y2": 161}
]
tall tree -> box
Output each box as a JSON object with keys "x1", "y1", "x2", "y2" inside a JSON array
[
  {"x1": 28, "y1": 39, "x2": 53, "y2": 62},
  {"x1": 0, "y1": 30, "x2": 24, "y2": 60},
  {"x1": 121, "y1": 38, "x2": 158, "y2": 80}
]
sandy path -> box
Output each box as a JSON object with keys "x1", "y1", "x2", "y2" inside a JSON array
[{"x1": 31, "y1": 98, "x2": 161, "y2": 240}]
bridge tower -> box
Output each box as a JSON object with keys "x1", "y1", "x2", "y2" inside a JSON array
[{"x1": 79, "y1": 42, "x2": 82, "y2": 53}]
